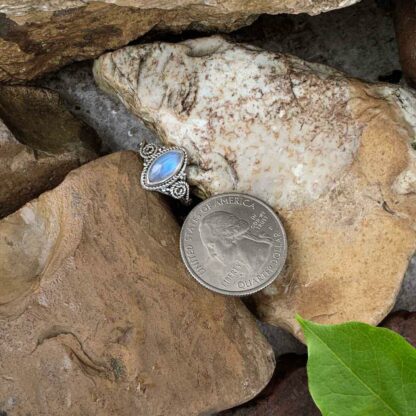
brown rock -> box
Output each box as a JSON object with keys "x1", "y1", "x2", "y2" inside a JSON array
[
  {"x1": 94, "y1": 37, "x2": 416, "y2": 340},
  {"x1": 382, "y1": 311, "x2": 416, "y2": 347},
  {"x1": 220, "y1": 355, "x2": 320, "y2": 416},
  {"x1": 394, "y1": 0, "x2": 416, "y2": 88},
  {"x1": 0, "y1": 152, "x2": 275, "y2": 416},
  {"x1": 0, "y1": 0, "x2": 359, "y2": 83},
  {"x1": 0, "y1": 85, "x2": 99, "y2": 218}
]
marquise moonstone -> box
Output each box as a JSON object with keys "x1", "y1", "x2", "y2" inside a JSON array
[{"x1": 147, "y1": 150, "x2": 184, "y2": 185}]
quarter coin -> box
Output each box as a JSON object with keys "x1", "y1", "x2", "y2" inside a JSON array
[{"x1": 180, "y1": 193, "x2": 287, "y2": 296}]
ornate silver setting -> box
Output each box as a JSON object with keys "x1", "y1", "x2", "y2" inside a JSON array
[{"x1": 139, "y1": 141, "x2": 190, "y2": 203}]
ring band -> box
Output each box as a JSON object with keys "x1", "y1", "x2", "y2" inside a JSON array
[{"x1": 139, "y1": 141, "x2": 190, "y2": 203}]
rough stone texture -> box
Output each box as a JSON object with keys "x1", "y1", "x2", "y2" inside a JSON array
[
  {"x1": 0, "y1": 151, "x2": 275, "y2": 416},
  {"x1": 41, "y1": 62, "x2": 157, "y2": 152},
  {"x1": 94, "y1": 37, "x2": 416, "y2": 340},
  {"x1": 0, "y1": 85, "x2": 99, "y2": 218},
  {"x1": 219, "y1": 354, "x2": 320, "y2": 416},
  {"x1": 394, "y1": 0, "x2": 416, "y2": 88},
  {"x1": 0, "y1": 85, "x2": 100, "y2": 153},
  {"x1": 232, "y1": 0, "x2": 400, "y2": 83},
  {"x1": 0, "y1": 0, "x2": 360, "y2": 83},
  {"x1": 40, "y1": 0, "x2": 400, "y2": 152}
]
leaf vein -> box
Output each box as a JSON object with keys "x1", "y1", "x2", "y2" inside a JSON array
[{"x1": 308, "y1": 326, "x2": 401, "y2": 416}]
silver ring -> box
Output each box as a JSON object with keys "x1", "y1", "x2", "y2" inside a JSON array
[{"x1": 139, "y1": 141, "x2": 190, "y2": 203}]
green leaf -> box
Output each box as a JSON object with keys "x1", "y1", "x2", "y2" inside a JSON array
[{"x1": 297, "y1": 315, "x2": 416, "y2": 416}]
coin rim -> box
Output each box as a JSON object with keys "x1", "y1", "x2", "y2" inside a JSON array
[{"x1": 179, "y1": 192, "x2": 288, "y2": 296}]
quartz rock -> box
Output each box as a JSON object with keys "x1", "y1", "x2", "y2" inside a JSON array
[
  {"x1": 0, "y1": 0, "x2": 359, "y2": 83},
  {"x1": 94, "y1": 37, "x2": 416, "y2": 340},
  {"x1": 0, "y1": 85, "x2": 99, "y2": 218},
  {"x1": 0, "y1": 152, "x2": 275, "y2": 416}
]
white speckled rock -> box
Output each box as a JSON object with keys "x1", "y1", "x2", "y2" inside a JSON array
[
  {"x1": 94, "y1": 37, "x2": 416, "y2": 340},
  {"x1": 0, "y1": 0, "x2": 359, "y2": 83}
]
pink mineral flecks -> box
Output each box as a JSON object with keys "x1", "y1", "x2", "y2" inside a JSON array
[{"x1": 95, "y1": 37, "x2": 362, "y2": 210}]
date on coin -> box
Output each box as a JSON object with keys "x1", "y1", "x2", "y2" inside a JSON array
[{"x1": 180, "y1": 193, "x2": 287, "y2": 296}]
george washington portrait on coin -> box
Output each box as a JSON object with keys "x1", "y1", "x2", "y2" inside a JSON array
[
  {"x1": 180, "y1": 193, "x2": 287, "y2": 296},
  {"x1": 199, "y1": 211, "x2": 274, "y2": 277}
]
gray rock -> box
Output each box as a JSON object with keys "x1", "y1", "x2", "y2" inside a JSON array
[
  {"x1": 257, "y1": 322, "x2": 306, "y2": 357},
  {"x1": 232, "y1": 0, "x2": 400, "y2": 83},
  {"x1": 41, "y1": 62, "x2": 157, "y2": 153},
  {"x1": 395, "y1": 256, "x2": 416, "y2": 312}
]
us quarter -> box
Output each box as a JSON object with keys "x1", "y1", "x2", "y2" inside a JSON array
[{"x1": 180, "y1": 193, "x2": 287, "y2": 296}]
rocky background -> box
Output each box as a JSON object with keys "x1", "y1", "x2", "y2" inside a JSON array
[{"x1": 0, "y1": 0, "x2": 415, "y2": 415}]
